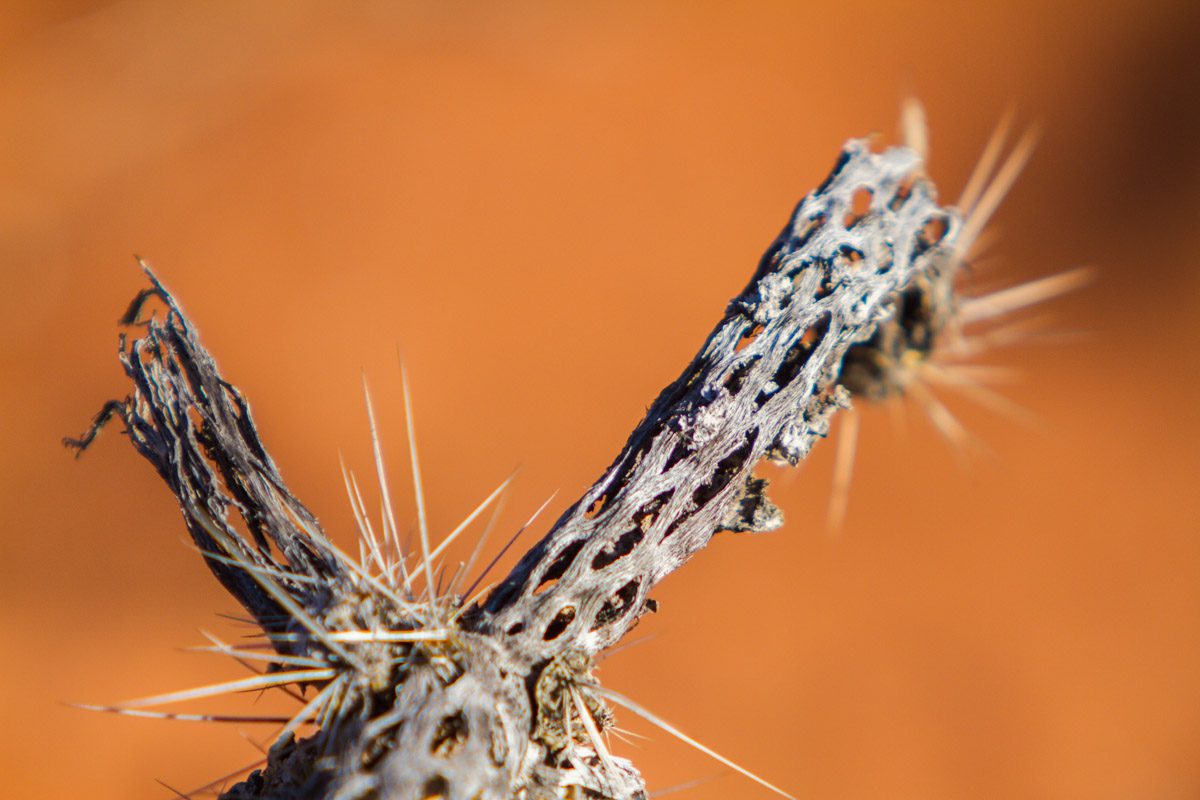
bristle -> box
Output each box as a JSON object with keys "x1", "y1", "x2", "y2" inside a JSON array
[
  {"x1": 192, "y1": 632, "x2": 327, "y2": 668},
  {"x1": 958, "y1": 124, "x2": 1040, "y2": 258},
  {"x1": 960, "y1": 268, "x2": 1092, "y2": 325},
  {"x1": 362, "y1": 374, "x2": 412, "y2": 592},
  {"x1": 299, "y1": 523, "x2": 415, "y2": 612},
  {"x1": 461, "y1": 492, "x2": 556, "y2": 601},
  {"x1": 571, "y1": 686, "x2": 620, "y2": 783},
  {"x1": 958, "y1": 105, "x2": 1016, "y2": 215},
  {"x1": 427, "y1": 474, "x2": 514, "y2": 567},
  {"x1": 119, "y1": 668, "x2": 337, "y2": 709},
  {"x1": 399, "y1": 361, "x2": 438, "y2": 603},
  {"x1": 155, "y1": 779, "x2": 193, "y2": 800},
  {"x1": 278, "y1": 674, "x2": 347, "y2": 741},
  {"x1": 920, "y1": 362, "x2": 1045, "y2": 430},
  {"x1": 451, "y1": 471, "x2": 515, "y2": 598},
  {"x1": 959, "y1": 228, "x2": 1004, "y2": 268},
  {"x1": 71, "y1": 704, "x2": 294, "y2": 724},
  {"x1": 237, "y1": 730, "x2": 270, "y2": 756},
  {"x1": 561, "y1": 688, "x2": 575, "y2": 755},
  {"x1": 592, "y1": 686, "x2": 796, "y2": 800},
  {"x1": 314, "y1": 677, "x2": 349, "y2": 732},
  {"x1": 900, "y1": 95, "x2": 929, "y2": 162},
  {"x1": 907, "y1": 379, "x2": 976, "y2": 462},
  {"x1": 954, "y1": 314, "x2": 1056, "y2": 357},
  {"x1": 190, "y1": 547, "x2": 323, "y2": 586},
  {"x1": 323, "y1": 629, "x2": 448, "y2": 643},
  {"x1": 448, "y1": 582, "x2": 495, "y2": 624},
  {"x1": 379, "y1": 497, "x2": 407, "y2": 587},
  {"x1": 163, "y1": 758, "x2": 269, "y2": 799},
  {"x1": 597, "y1": 633, "x2": 659, "y2": 663},
  {"x1": 340, "y1": 454, "x2": 387, "y2": 575}
]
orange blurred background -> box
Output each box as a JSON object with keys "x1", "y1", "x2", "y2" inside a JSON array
[{"x1": 2, "y1": 2, "x2": 1198, "y2": 798}]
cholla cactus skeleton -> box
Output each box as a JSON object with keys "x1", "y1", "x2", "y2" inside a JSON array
[{"x1": 69, "y1": 121, "x2": 1052, "y2": 799}]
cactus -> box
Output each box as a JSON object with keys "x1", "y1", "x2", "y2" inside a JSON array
[{"x1": 68, "y1": 109, "x2": 1075, "y2": 800}]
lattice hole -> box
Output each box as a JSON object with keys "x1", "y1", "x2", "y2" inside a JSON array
[
  {"x1": 533, "y1": 540, "x2": 586, "y2": 595},
  {"x1": 773, "y1": 314, "x2": 830, "y2": 390},
  {"x1": 430, "y1": 711, "x2": 469, "y2": 758},
  {"x1": 591, "y1": 528, "x2": 644, "y2": 571},
  {"x1": 843, "y1": 187, "x2": 873, "y2": 228},
  {"x1": 543, "y1": 606, "x2": 576, "y2": 641},
  {"x1": 591, "y1": 579, "x2": 640, "y2": 629}
]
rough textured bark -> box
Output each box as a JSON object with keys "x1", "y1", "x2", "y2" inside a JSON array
[{"x1": 69, "y1": 136, "x2": 965, "y2": 800}]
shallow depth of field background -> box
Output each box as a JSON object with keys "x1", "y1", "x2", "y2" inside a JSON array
[{"x1": 2, "y1": 2, "x2": 1198, "y2": 798}]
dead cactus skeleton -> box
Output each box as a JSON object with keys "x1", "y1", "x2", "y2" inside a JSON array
[{"x1": 68, "y1": 114, "x2": 1067, "y2": 799}]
